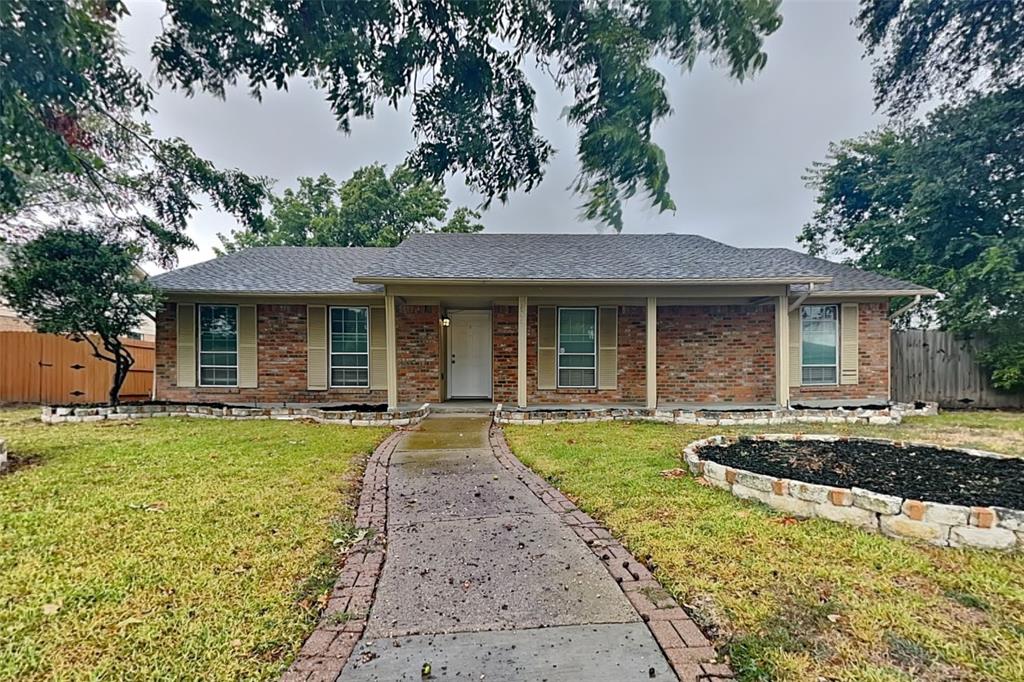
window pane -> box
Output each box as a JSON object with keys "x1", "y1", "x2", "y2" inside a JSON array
[
  {"x1": 199, "y1": 305, "x2": 238, "y2": 353},
  {"x1": 802, "y1": 366, "x2": 837, "y2": 385},
  {"x1": 331, "y1": 353, "x2": 369, "y2": 368},
  {"x1": 330, "y1": 308, "x2": 369, "y2": 354},
  {"x1": 558, "y1": 368, "x2": 595, "y2": 388},
  {"x1": 559, "y1": 354, "x2": 594, "y2": 368},
  {"x1": 200, "y1": 352, "x2": 237, "y2": 367},
  {"x1": 558, "y1": 309, "x2": 596, "y2": 354},
  {"x1": 331, "y1": 368, "x2": 369, "y2": 387},
  {"x1": 801, "y1": 305, "x2": 838, "y2": 372},
  {"x1": 200, "y1": 367, "x2": 238, "y2": 386}
]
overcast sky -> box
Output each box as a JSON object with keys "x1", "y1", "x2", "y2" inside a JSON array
[{"x1": 121, "y1": 0, "x2": 882, "y2": 270}]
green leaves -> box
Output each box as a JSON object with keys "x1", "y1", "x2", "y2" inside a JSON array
[
  {"x1": 1, "y1": 1, "x2": 269, "y2": 265},
  {"x1": 151, "y1": 0, "x2": 780, "y2": 230},
  {"x1": 857, "y1": 0, "x2": 1024, "y2": 115},
  {"x1": 803, "y1": 90, "x2": 1024, "y2": 392},
  {"x1": 218, "y1": 165, "x2": 483, "y2": 251}
]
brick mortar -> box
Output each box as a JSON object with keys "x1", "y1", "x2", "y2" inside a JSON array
[
  {"x1": 488, "y1": 426, "x2": 735, "y2": 682},
  {"x1": 684, "y1": 434, "x2": 1023, "y2": 552},
  {"x1": 281, "y1": 429, "x2": 402, "y2": 682}
]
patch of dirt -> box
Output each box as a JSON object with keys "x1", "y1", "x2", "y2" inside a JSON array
[{"x1": 703, "y1": 439, "x2": 1024, "y2": 508}]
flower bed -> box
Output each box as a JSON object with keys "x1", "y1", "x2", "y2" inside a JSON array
[
  {"x1": 683, "y1": 434, "x2": 1023, "y2": 551},
  {"x1": 40, "y1": 402, "x2": 430, "y2": 427},
  {"x1": 495, "y1": 401, "x2": 937, "y2": 426}
]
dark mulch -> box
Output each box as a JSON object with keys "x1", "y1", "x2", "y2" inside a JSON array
[
  {"x1": 319, "y1": 403, "x2": 387, "y2": 412},
  {"x1": 703, "y1": 439, "x2": 1024, "y2": 509}
]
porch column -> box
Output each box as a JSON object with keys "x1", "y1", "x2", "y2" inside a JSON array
[
  {"x1": 517, "y1": 296, "x2": 527, "y2": 408},
  {"x1": 775, "y1": 294, "x2": 790, "y2": 407},
  {"x1": 646, "y1": 297, "x2": 657, "y2": 409},
  {"x1": 385, "y1": 293, "x2": 398, "y2": 411}
]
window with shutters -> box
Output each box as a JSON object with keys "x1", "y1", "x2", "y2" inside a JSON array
[
  {"x1": 330, "y1": 306, "x2": 369, "y2": 387},
  {"x1": 801, "y1": 304, "x2": 838, "y2": 385},
  {"x1": 557, "y1": 307, "x2": 597, "y2": 388},
  {"x1": 198, "y1": 305, "x2": 238, "y2": 386}
]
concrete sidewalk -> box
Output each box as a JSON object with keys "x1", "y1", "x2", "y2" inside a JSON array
[{"x1": 338, "y1": 415, "x2": 674, "y2": 681}]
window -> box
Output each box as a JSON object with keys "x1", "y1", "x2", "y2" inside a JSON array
[
  {"x1": 198, "y1": 305, "x2": 238, "y2": 386},
  {"x1": 558, "y1": 307, "x2": 597, "y2": 388},
  {"x1": 801, "y1": 304, "x2": 838, "y2": 385},
  {"x1": 330, "y1": 306, "x2": 369, "y2": 387}
]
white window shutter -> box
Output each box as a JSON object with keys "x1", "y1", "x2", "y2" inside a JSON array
[
  {"x1": 840, "y1": 303, "x2": 859, "y2": 384},
  {"x1": 369, "y1": 306, "x2": 387, "y2": 390},
  {"x1": 598, "y1": 306, "x2": 617, "y2": 390},
  {"x1": 237, "y1": 305, "x2": 258, "y2": 388},
  {"x1": 537, "y1": 306, "x2": 557, "y2": 390},
  {"x1": 307, "y1": 305, "x2": 328, "y2": 390},
  {"x1": 176, "y1": 303, "x2": 196, "y2": 388},
  {"x1": 788, "y1": 308, "x2": 801, "y2": 387}
]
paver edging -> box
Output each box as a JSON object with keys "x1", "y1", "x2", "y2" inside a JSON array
[
  {"x1": 494, "y1": 402, "x2": 937, "y2": 426},
  {"x1": 684, "y1": 434, "x2": 1022, "y2": 552},
  {"x1": 489, "y1": 426, "x2": 735, "y2": 682},
  {"x1": 282, "y1": 429, "x2": 402, "y2": 682},
  {"x1": 41, "y1": 403, "x2": 430, "y2": 427}
]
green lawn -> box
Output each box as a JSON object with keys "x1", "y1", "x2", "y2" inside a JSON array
[
  {"x1": 0, "y1": 409, "x2": 387, "y2": 681},
  {"x1": 505, "y1": 412, "x2": 1024, "y2": 682}
]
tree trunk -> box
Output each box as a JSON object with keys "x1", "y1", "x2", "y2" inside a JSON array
[{"x1": 102, "y1": 336, "x2": 135, "y2": 406}]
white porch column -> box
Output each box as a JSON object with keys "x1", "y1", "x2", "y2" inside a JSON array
[
  {"x1": 385, "y1": 293, "x2": 398, "y2": 411},
  {"x1": 646, "y1": 297, "x2": 657, "y2": 409},
  {"x1": 517, "y1": 296, "x2": 528, "y2": 408},
  {"x1": 775, "y1": 294, "x2": 790, "y2": 407}
]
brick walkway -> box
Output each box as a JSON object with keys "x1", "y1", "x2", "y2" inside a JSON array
[{"x1": 284, "y1": 415, "x2": 733, "y2": 681}]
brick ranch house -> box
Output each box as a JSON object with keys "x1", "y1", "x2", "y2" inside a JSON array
[{"x1": 149, "y1": 233, "x2": 934, "y2": 411}]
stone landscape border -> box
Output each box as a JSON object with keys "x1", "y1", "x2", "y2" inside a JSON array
[
  {"x1": 684, "y1": 434, "x2": 1023, "y2": 551},
  {"x1": 494, "y1": 402, "x2": 937, "y2": 426},
  {"x1": 489, "y1": 426, "x2": 735, "y2": 682},
  {"x1": 283, "y1": 429, "x2": 401, "y2": 682},
  {"x1": 0, "y1": 437, "x2": 7, "y2": 473},
  {"x1": 40, "y1": 403, "x2": 431, "y2": 427}
]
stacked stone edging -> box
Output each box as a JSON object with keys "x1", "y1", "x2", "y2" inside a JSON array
[
  {"x1": 494, "y1": 402, "x2": 937, "y2": 426},
  {"x1": 40, "y1": 403, "x2": 430, "y2": 427},
  {"x1": 489, "y1": 427, "x2": 735, "y2": 681},
  {"x1": 282, "y1": 429, "x2": 401, "y2": 682},
  {"x1": 0, "y1": 438, "x2": 7, "y2": 473},
  {"x1": 684, "y1": 434, "x2": 1023, "y2": 552}
]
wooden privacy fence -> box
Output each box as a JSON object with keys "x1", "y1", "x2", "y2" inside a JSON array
[
  {"x1": 0, "y1": 332, "x2": 153, "y2": 404},
  {"x1": 891, "y1": 329, "x2": 1024, "y2": 409}
]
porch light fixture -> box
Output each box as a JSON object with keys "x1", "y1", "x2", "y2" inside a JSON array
[{"x1": 441, "y1": 315, "x2": 451, "y2": 327}]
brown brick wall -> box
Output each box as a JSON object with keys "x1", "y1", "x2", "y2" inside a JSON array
[
  {"x1": 790, "y1": 301, "x2": 890, "y2": 402},
  {"x1": 396, "y1": 304, "x2": 440, "y2": 404},
  {"x1": 156, "y1": 298, "x2": 890, "y2": 407},
  {"x1": 657, "y1": 304, "x2": 778, "y2": 404},
  {"x1": 156, "y1": 302, "x2": 387, "y2": 404}
]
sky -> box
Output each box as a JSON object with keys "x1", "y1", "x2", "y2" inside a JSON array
[{"x1": 120, "y1": 0, "x2": 883, "y2": 271}]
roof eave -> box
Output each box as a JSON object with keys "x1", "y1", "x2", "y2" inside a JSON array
[
  {"x1": 352, "y1": 275, "x2": 835, "y2": 286},
  {"x1": 153, "y1": 288, "x2": 384, "y2": 297},
  {"x1": 806, "y1": 288, "x2": 939, "y2": 298}
]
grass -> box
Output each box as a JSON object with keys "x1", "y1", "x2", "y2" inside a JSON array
[
  {"x1": 505, "y1": 411, "x2": 1024, "y2": 682},
  {"x1": 0, "y1": 408, "x2": 387, "y2": 681}
]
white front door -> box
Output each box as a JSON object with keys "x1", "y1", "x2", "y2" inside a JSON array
[{"x1": 448, "y1": 310, "x2": 492, "y2": 398}]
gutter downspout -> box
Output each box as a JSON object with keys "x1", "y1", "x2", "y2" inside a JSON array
[
  {"x1": 788, "y1": 283, "x2": 815, "y2": 312},
  {"x1": 889, "y1": 294, "x2": 923, "y2": 320}
]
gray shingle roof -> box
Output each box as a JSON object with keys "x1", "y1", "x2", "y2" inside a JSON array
[
  {"x1": 149, "y1": 247, "x2": 387, "y2": 294},
  {"x1": 354, "y1": 233, "x2": 833, "y2": 283},
  {"x1": 746, "y1": 248, "x2": 935, "y2": 294},
  {"x1": 149, "y1": 235, "x2": 934, "y2": 296}
]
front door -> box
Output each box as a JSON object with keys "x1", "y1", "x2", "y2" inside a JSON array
[{"x1": 448, "y1": 310, "x2": 492, "y2": 399}]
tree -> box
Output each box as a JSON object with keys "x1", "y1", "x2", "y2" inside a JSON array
[
  {"x1": 1, "y1": 0, "x2": 268, "y2": 265},
  {"x1": 218, "y1": 165, "x2": 483, "y2": 251},
  {"x1": 151, "y1": 0, "x2": 781, "y2": 231},
  {"x1": 801, "y1": 91, "x2": 1024, "y2": 392},
  {"x1": 0, "y1": 229, "x2": 158, "y2": 404},
  {"x1": 856, "y1": 0, "x2": 1024, "y2": 114}
]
